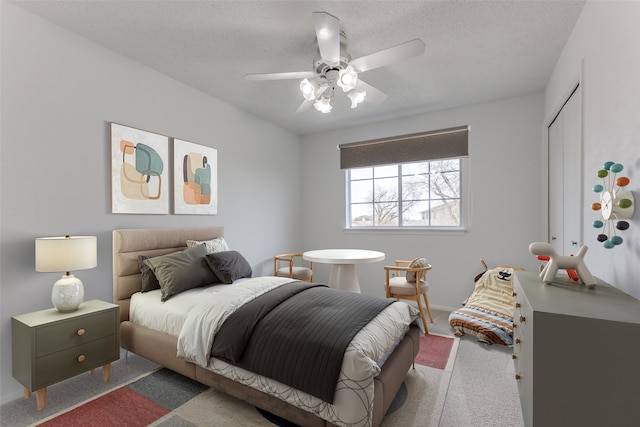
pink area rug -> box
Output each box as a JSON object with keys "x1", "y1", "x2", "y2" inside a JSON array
[
  {"x1": 37, "y1": 387, "x2": 168, "y2": 427},
  {"x1": 415, "y1": 333, "x2": 456, "y2": 370}
]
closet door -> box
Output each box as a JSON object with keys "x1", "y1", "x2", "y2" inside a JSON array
[
  {"x1": 548, "y1": 114, "x2": 564, "y2": 254},
  {"x1": 548, "y1": 85, "x2": 582, "y2": 256}
]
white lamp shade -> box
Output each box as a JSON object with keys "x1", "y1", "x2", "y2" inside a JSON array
[
  {"x1": 36, "y1": 236, "x2": 97, "y2": 272},
  {"x1": 337, "y1": 66, "x2": 358, "y2": 92},
  {"x1": 299, "y1": 78, "x2": 317, "y2": 101},
  {"x1": 314, "y1": 97, "x2": 333, "y2": 113},
  {"x1": 348, "y1": 90, "x2": 366, "y2": 108}
]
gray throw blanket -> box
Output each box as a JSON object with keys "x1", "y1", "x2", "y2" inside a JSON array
[{"x1": 210, "y1": 281, "x2": 393, "y2": 403}]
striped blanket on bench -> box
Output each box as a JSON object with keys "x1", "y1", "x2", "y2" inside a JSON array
[{"x1": 449, "y1": 267, "x2": 515, "y2": 346}]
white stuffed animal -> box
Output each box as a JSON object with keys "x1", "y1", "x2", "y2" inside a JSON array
[{"x1": 528, "y1": 242, "x2": 597, "y2": 288}]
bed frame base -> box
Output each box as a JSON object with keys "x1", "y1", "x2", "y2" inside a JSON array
[{"x1": 120, "y1": 321, "x2": 419, "y2": 427}]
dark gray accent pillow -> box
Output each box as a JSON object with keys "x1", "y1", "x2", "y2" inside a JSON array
[
  {"x1": 138, "y1": 255, "x2": 161, "y2": 292},
  {"x1": 205, "y1": 251, "x2": 252, "y2": 284},
  {"x1": 144, "y1": 244, "x2": 217, "y2": 301}
]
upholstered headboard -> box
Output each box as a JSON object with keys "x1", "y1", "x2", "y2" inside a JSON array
[{"x1": 112, "y1": 226, "x2": 224, "y2": 323}]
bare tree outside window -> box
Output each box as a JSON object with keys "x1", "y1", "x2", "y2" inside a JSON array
[{"x1": 348, "y1": 159, "x2": 461, "y2": 228}]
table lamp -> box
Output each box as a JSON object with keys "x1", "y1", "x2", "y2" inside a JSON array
[{"x1": 35, "y1": 235, "x2": 97, "y2": 312}]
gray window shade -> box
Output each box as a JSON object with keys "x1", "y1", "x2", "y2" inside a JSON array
[{"x1": 338, "y1": 125, "x2": 469, "y2": 169}]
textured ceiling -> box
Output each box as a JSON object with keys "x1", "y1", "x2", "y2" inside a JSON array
[{"x1": 13, "y1": 1, "x2": 585, "y2": 136}]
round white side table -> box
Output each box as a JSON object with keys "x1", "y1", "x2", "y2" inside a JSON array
[{"x1": 303, "y1": 249, "x2": 385, "y2": 292}]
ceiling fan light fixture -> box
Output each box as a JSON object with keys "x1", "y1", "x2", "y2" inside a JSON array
[
  {"x1": 314, "y1": 96, "x2": 333, "y2": 113},
  {"x1": 337, "y1": 66, "x2": 358, "y2": 92},
  {"x1": 317, "y1": 83, "x2": 330, "y2": 96},
  {"x1": 348, "y1": 90, "x2": 366, "y2": 108},
  {"x1": 300, "y1": 78, "x2": 318, "y2": 101},
  {"x1": 246, "y1": 12, "x2": 425, "y2": 115}
]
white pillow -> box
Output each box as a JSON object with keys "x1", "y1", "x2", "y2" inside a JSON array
[
  {"x1": 186, "y1": 237, "x2": 230, "y2": 254},
  {"x1": 406, "y1": 257, "x2": 429, "y2": 282}
]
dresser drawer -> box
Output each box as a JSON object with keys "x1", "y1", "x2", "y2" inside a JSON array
[
  {"x1": 36, "y1": 309, "x2": 117, "y2": 357},
  {"x1": 35, "y1": 334, "x2": 118, "y2": 388},
  {"x1": 512, "y1": 283, "x2": 533, "y2": 426}
]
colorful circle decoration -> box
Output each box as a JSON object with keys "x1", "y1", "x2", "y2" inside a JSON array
[{"x1": 591, "y1": 161, "x2": 634, "y2": 249}]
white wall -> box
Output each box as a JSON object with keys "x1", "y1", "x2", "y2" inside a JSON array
[
  {"x1": 301, "y1": 93, "x2": 545, "y2": 309},
  {"x1": 0, "y1": 3, "x2": 302, "y2": 403},
  {"x1": 545, "y1": 1, "x2": 640, "y2": 298}
]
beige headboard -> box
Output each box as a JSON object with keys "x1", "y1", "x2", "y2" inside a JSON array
[{"x1": 112, "y1": 226, "x2": 224, "y2": 323}]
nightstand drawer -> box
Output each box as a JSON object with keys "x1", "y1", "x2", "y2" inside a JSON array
[
  {"x1": 36, "y1": 309, "x2": 117, "y2": 357},
  {"x1": 36, "y1": 334, "x2": 118, "y2": 388}
]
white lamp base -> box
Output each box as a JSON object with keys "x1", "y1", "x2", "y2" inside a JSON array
[{"x1": 52, "y1": 274, "x2": 84, "y2": 312}]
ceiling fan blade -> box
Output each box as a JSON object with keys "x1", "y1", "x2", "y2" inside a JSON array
[
  {"x1": 350, "y1": 39, "x2": 426, "y2": 73},
  {"x1": 296, "y1": 100, "x2": 314, "y2": 113},
  {"x1": 313, "y1": 11, "x2": 341, "y2": 66},
  {"x1": 245, "y1": 71, "x2": 316, "y2": 81},
  {"x1": 356, "y1": 79, "x2": 388, "y2": 105}
]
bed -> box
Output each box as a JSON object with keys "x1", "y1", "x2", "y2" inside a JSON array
[
  {"x1": 448, "y1": 267, "x2": 515, "y2": 346},
  {"x1": 113, "y1": 227, "x2": 421, "y2": 427}
]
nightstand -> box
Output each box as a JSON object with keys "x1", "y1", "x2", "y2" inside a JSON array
[{"x1": 12, "y1": 299, "x2": 120, "y2": 410}]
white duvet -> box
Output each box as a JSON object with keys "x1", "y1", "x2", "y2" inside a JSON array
[{"x1": 176, "y1": 276, "x2": 419, "y2": 427}]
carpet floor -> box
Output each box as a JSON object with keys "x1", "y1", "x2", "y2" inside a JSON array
[
  {"x1": 1, "y1": 309, "x2": 523, "y2": 427},
  {"x1": 5, "y1": 333, "x2": 456, "y2": 427}
]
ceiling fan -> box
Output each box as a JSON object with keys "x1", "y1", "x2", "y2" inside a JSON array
[{"x1": 245, "y1": 11, "x2": 426, "y2": 114}]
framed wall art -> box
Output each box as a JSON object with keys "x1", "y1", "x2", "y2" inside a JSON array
[
  {"x1": 173, "y1": 138, "x2": 218, "y2": 215},
  {"x1": 110, "y1": 122, "x2": 169, "y2": 214}
]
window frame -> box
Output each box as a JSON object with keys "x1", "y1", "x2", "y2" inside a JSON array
[{"x1": 345, "y1": 157, "x2": 469, "y2": 232}]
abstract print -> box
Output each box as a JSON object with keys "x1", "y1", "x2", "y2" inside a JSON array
[
  {"x1": 183, "y1": 152, "x2": 211, "y2": 205},
  {"x1": 173, "y1": 139, "x2": 217, "y2": 215},
  {"x1": 111, "y1": 123, "x2": 169, "y2": 214},
  {"x1": 120, "y1": 140, "x2": 164, "y2": 200}
]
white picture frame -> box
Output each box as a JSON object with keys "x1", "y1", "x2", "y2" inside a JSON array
[
  {"x1": 173, "y1": 138, "x2": 218, "y2": 215},
  {"x1": 110, "y1": 123, "x2": 169, "y2": 214}
]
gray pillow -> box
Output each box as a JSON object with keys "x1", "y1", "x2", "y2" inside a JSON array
[
  {"x1": 205, "y1": 251, "x2": 252, "y2": 284},
  {"x1": 144, "y1": 244, "x2": 217, "y2": 301},
  {"x1": 138, "y1": 255, "x2": 160, "y2": 292}
]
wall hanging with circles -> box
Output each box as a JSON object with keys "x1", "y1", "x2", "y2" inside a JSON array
[{"x1": 591, "y1": 161, "x2": 634, "y2": 249}]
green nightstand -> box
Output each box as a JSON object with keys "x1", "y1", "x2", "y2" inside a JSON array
[{"x1": 12, "y1": 299, "x2": 120, "y2": 410}]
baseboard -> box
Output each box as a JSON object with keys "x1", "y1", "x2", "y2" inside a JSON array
[{"x1": 431, "y1": 304, "x2": 459, "y2": 312}]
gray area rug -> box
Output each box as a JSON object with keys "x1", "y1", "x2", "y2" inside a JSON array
[{"x1": 148, "y1": 344, "x2": 457, "y2": 427}]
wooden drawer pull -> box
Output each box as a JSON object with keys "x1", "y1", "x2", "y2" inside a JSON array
[
  {"x1": 512, "y1": 354, "x2": 517, "y2": 360},
  {"x1": 515, "y1": 338, "x2": 521, "y2": 344},
  {"x1": 515, "y1": 374, "x2": 521, "y2": 380},
  {"x1": 77, "y1": 329, "x2": 86, "y2": 336},
  {"x1": 519, "y1": 315, "x2": 526, "y2": 322},
  {"x1": 512, "y1": 292, "x2": 517, "y2": 297},
  {"x1": 515, "y1": 303, "x2": 521, "y2": 308},
  {"x1": 77, "y1": 355, "x2": 86, "y2": 363}
]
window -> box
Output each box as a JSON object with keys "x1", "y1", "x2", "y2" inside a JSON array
[
  {"x1": 347, "y1": 158, "x2": 462, "y2": 228},
  {"x1": 339, "y1": 125, "x2": 468, "y2": 229}
]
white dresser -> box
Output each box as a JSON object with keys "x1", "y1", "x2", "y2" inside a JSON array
[{"x1": 512, "y1": 271, "x2": 640, "y2": 427}]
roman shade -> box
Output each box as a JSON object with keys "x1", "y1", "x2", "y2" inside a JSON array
[{"x1": 338, "y1": 125, "x2": 469, "y2": 169}]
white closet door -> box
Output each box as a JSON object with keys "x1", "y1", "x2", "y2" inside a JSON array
[
  {"x1": 561, "y1": 90, "x2": 581, "y2": 255},
  {"x1": 548, "y1": 113, "x2": 564, "y2": 254},
  {"x1": 548, "y1": 85, "x2": 582, "y2": 256}
]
